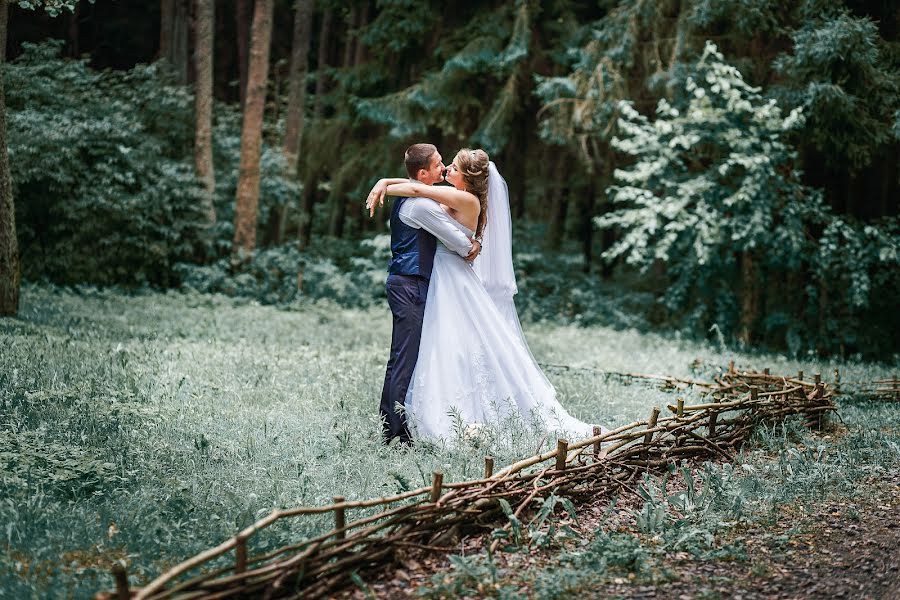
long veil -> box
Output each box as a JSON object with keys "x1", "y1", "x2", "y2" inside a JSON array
[{"x1": 473, "y1": 163, "x2": 534, "y2": 353}]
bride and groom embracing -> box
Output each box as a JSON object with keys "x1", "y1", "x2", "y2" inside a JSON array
[{"x1": 366, "y1": 143, "x2": 602, "y2": 446}]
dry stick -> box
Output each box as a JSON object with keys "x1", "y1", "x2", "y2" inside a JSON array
[
  {"x1": 431, "y1": 472, "x2": 444, "y2": 503},
  {"x1": 234, "y1": 535, "x2": 247, "y2": 575},
  {"x1": 333, "y1": 496, "x2": 346, "y2": 540},
  {"x1": 112, "y1": 563, "x2": 129, "y2": 600},
  {"x1": 642, "y1": 407, "x2": 661, "y2": 463},
  {"x1": 556, "y1": 439, "x2": 569, "y2": 472},
  {"x1": 592, "y1": 425, "x2": 607, "y2": 460}
]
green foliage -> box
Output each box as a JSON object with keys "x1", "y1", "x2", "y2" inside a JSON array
[
  {"x1": 14, "y1": 0, "x2": 93, "y2": 17},
  {"x1": 177, "y1": 235, "x2": 389, "y2": 308},
  {"x1": 773, "y1": 12, "x2": 900, "y2": 170},
  {"x1": 597, "y1": 42, "x2": 899, "y2": 355},
  {"x1": 354, "y1": 2, "x2": 532, "y2": 153},
  {"x1": 7, "y1": 41, "x2": 301, "y2": 287},
  {"x1": 7, "y1": 41, "x2": 207, "y2": 287}
]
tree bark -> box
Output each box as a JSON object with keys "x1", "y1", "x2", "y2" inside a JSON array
[
  {"x1": 194, "y1": 0, "x2": 215, "y2": 224},
  {"x1": 235, "y1": 0, "x2": 252, "y2": 108},
  {"x1": 327, "y1": 8, "x2": 359, "y2": 239},
  {"x1": 298, "y1": 173, "x2": 317, "y2": 249},
  {"x1": 232, "y1": 0, "x2": 274, "y2": 257},
  {"x1": 160, "y1": 0, "x2": 173, "y2": 62},
  {"x1": 67, "y1": 3, "x2": 80, "y2": 57},
  {"x1": 580, "y1": 180, "x2": 596, "y2": 274},
  {"x1": 354, "y1": 1, "x2": 369, "y2": 66},
  {"x1": 283, "y1": 0, "x2": 314, "y2": 171},
  {"x1": 545, "y1": 153, "x2": 568, "y2": 251},
  {"x1": 312, "y1": 7, "x2": 333, "y2": 120},
  {"x1": 0, "y1": 0, "x2": 19, "y2": 316},
  {"x1": 739, "y1": 250, "x2": 759, "y2": 345},
  {"x1": 160, "y1": 0, "x2": 190, "y2": 84}
]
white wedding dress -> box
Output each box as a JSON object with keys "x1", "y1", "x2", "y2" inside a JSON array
[{"x1": 405, "y1": 165, "x2": 598, "y2": 442}]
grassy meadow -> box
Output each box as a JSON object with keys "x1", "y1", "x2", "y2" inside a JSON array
[{"x1": 1, "y1": 284, "x2": 897, "y2": 598}]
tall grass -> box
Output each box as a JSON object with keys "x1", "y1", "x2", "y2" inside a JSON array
[{"x1": 0, "y1": 284, "x2": 895, "y2": 598}]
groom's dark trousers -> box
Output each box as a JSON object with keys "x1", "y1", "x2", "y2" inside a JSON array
[
  {"x1": 380, "y1": 274, "x2": 428, "y2": 443},
  {"x1": 380, "y1": 196, "x2": 437, "y2": 444}
]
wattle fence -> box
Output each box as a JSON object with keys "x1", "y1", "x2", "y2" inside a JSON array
[{"x1": 97, "y1": 368, "x2": 843, "y2": 600}]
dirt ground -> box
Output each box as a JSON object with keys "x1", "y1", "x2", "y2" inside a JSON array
[{"x1": 338, "y1": 461, "x2": 900, "y2": 599}]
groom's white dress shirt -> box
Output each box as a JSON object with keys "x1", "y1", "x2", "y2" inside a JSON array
[{"x1": 398, "y1": 198, "x2": 473, "y2": 258}]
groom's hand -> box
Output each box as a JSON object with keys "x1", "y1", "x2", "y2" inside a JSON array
[{"x1": 465, "y1": 239, "x2": 482, "y2": 262}]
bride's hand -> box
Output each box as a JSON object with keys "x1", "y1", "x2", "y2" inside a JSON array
[
  {"x1": 366, "y1": 179, "x2": 389, "y2": 217},
  {"x1": 465, "y1": 239, "x2": 482, "y2": 262}
]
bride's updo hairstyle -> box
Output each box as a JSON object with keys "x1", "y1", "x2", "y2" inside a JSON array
[{"x1": 455, "y1": 148, "x2": 490, "y2": 239}]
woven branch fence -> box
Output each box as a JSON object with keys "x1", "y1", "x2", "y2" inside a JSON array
[{"x1": 98, "y1": 369, "x2": 838, "y2": 600}]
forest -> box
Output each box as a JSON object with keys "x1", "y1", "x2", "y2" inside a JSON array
[
  {"x1": 2, "y1": 0, "x2": 897, "y2": 355},
  {"x1": 1, "y1": 1, "x2": 899, "y2": 599}
]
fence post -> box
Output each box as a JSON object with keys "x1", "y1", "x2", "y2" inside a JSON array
[
  {"x1": 112, "y1": 562, "x2": 129, "y2": 600},
  {"x1": 814, "y1": 372, "x2": 821, "y2": 385},
  {"x1": 797, "y1": 370, "x2": 804, "y2": 381},
  {"x1": 592, "y1": 425, "x2": 602, "y2": 458},
  {"x1": 431, "y1": 472, "x2": 443, "y2": 503},
  {"x1": 750, "y1": 386, "x2": 758, "y2": 401},
  {"x1": 234, "y1": 535, "x2": 247, "y2": 575},
  {"x1": 763, "y1": 367, "x2": 770, "y2": 375},
  {"x1": 676, "y1": 398, "x2": 684, "y2": 418},
  {"x1": 333, "y1": 496, "x2": 346, "y2": 540},
  {"x1": 728, "y1": 360, "x2": 735, "y2": 374},
  {"x1": 555, "y1": 439, "x2": 568, "y2": 472},
  {"x1": 484, "y1": 456, "x2": 494, "y2": 478},
  {"x1": 709, "y1": 399, "x2": 719, "y2": 437},
  {"x1": 833, "y1": 368, "x2": 841, "y2": 393},
  {"x1": 643, "y1": 407, "x2": 661, "y2": 463}
]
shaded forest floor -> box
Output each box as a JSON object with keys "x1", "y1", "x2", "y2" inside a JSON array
[{"x1": 0, "y1": 284, "x2": 897, "y2": 598}]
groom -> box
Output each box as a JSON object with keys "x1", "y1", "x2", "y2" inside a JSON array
[{"x1": 370, "y1": 143, "x2": 481, "y2": 445}]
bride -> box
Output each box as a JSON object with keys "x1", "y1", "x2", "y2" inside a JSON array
[{"x1": 368, "y1": 148, "x2": 599, "y2": 442}]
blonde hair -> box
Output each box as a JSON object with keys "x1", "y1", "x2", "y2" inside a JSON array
[{"x1": 454, "y1": 148, "x2": 490, "y2": 239}]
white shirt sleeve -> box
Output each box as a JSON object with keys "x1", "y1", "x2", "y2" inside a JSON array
[{"x1": 398, "y1": 198, "x2": 474, "y2": 258}]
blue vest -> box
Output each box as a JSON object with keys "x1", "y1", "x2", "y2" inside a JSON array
[{"x1": 388, "y1": 197, "x2": 436, "y2": 280}]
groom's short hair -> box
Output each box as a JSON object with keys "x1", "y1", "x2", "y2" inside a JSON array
[{"x1": 404, "y1": 143, "x2": 437, "y2": 179}]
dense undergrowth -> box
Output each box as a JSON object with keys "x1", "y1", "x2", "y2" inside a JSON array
[{"x1": 0, "y1": 284, "x2": 896, "y2": 598}]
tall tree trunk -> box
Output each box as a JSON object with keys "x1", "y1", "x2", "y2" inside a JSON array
[
  {"x1": 160, "y1": 0, "x2": 173, "y2": 61},
  {"x1": 327, "y1": 8, "x2": 359, "y2": 239},
  {"x1": 67, "y1": 3, "x2": 80, "y2": 57},
  {"x1": 160, "y1": 0, "x2": 190, "y2": 84},
  {"x1": 298, "y1": 175, "x2": 316, "y2": 249},
  {"x1": 739, "y1": 250, "x2": 759, "y2": 345},
  {"x1": 580, "y1": 180, "x2": 596, "y2": 274},
  {"x1": 545, "y1": 153, "x2": 568, "y2": 250},
  {"x1": 0, "y1": 0, "x2": 19, "y2": 316},
  {"x1": 194, "y1": 0, "x2": 215, "y2": 225},
  {"x1": 283, "y1": 0, "x2": 314, "y2": 171},
  {"x1": 235, "y1": 0, "x2": 252, "y2": 108},
  {"x1": 232, "y1": 0, "x2": 274, "y2": 257},
  {"x1": 279, "y1": 0, "x2": 314, "y2": 246},
  {"x1": 354, "y1": 1, "x2": 369, "y2": 66},
  {"x1": 312, "y1": 7, "x2": 333, "y2": 120}
]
